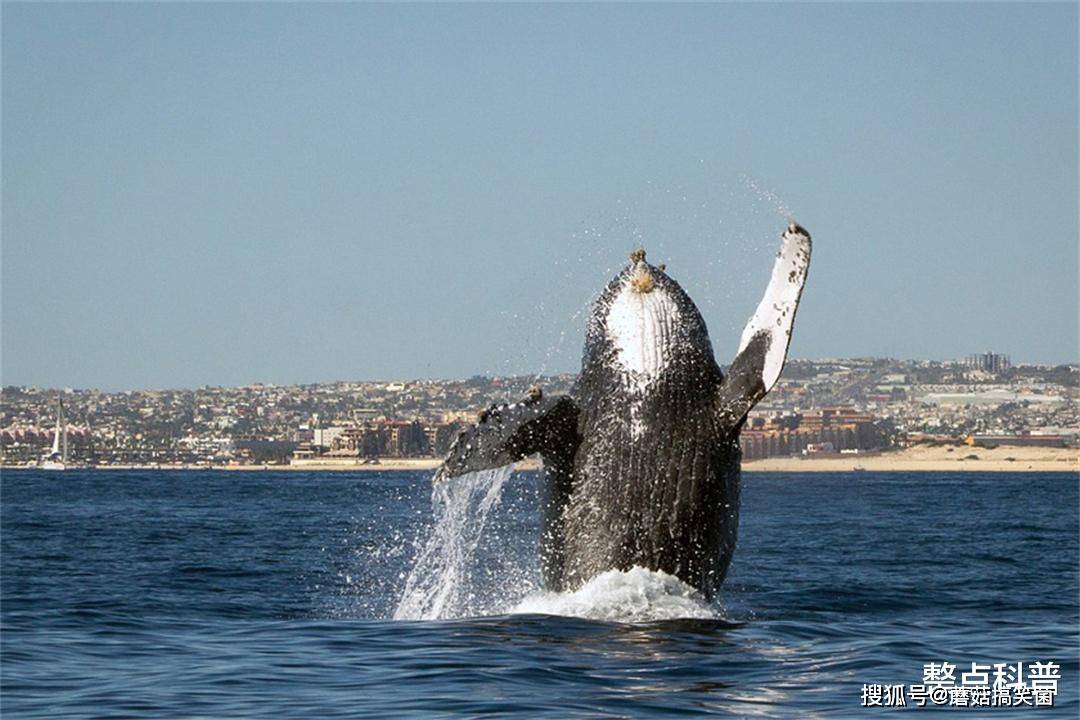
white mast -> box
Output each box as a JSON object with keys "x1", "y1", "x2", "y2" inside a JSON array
[
  {"x1": 60, "y1": 398, "x2": 68, "y2": 463},
  {"x1": 41, "y1": 397, "x2": 68, "y2": 470},
  {"x1": 51, "y1": 400, "x2": 62, "y2": 456}
]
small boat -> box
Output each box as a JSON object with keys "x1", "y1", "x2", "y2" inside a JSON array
[{"x1": 39, "y1": 398, "x2": 68, "y2": 471}]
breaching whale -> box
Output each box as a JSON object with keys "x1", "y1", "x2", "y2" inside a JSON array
[{"x1": 438, "y1": 223, "x2": 811, "y2": 597}]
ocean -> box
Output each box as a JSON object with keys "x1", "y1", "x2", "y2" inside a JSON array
[{"x1": 2, "y1": 469, "x2": 1077, "y2": 718}]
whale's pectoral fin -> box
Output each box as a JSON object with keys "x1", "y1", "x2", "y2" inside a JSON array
[
  {"x1": 436, "y1": 388, "x2": 580, "y2": 482},
  {"x1": 717, "y1": 223, "x2": 811, "y2": 428}
]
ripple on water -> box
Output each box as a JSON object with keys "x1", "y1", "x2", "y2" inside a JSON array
[{"x1": 1, "y1": 469, "x2": 1077, "y2": 719}]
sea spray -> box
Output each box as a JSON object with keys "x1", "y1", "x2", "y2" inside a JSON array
[
  {"x1": 393, "y1": 465, "x2": 516, "y2": 620},
  {"x1": 391, "y1": 468, "x2": 722, "y2": 623}
]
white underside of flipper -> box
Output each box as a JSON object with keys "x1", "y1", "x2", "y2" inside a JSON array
[{"x1": 736, "y1": 224, "x2": 812, "y2": 393}]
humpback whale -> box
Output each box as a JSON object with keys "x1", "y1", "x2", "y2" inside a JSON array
[{"x1": 438, "y1": 223, "x2": 811, "y2": 597}]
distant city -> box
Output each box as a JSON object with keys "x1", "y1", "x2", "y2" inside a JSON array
[{"x1": 1, "y1": 353, "x2": 1076, "y2": 468}]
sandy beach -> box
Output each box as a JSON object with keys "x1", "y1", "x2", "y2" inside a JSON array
[
  {"x1": 250, "y1": 444, "x2": 1077, "y2": 473},
  {"x1": 6, "y1": 445, "x2": 1074, "y2": 474},
  {"x1": 743, "y1": 444, "x2": 1078, "y2": 473}
]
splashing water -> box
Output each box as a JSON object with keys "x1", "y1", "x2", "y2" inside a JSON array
[
  {"x1": 392, "y1": 468, "x2": 721, "y2": 623},
  {"x1": 393, "y1": 465, "x2": 516, "y2": 620},
  {"x1": 511, "y1": 567, "x2": 717, "y2": 623}
]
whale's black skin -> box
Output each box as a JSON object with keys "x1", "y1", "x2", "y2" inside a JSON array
[{"x1": 440, "y1": 224, "x2": 812, "y2": 597}]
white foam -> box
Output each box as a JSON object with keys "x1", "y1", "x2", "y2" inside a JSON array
[{"x1": 511, "y1": 566, "x2": 717, "y2": 623}]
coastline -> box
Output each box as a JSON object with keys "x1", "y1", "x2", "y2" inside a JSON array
[
  {"x1": 742, "y1": 444, "x2": 1078, "y2": 473},
  {"x1": 3, "y1": 445, "x2": 1076, "y2": 473}
]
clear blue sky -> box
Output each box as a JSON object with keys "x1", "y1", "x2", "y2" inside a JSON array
[{"x1": 3, "y1": 3, "x2": 1077, "y2": 390}]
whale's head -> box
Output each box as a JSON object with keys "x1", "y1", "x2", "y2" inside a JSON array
[{"x1": 584, "y1": 249, "x2": 716, "y2": 393}]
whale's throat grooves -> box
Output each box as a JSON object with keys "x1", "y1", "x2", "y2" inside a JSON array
[
  {"x1": 604, "y1": 285, "x2": 683, "y2": 439},
  {"x1": 606, "y1": 286, "x2": 681, "y2": 390}
]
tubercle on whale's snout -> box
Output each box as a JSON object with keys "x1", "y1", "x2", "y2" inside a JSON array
[
  {"x1": 629, "y1": 265, "x2": 655, "y2": 294},
  {"x1": 624, "y1": 248, "x2": 659, "y2": 295}
]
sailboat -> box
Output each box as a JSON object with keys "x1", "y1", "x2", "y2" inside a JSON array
[{"x1": 40, "y1": 398, "x2": 68, "y2": 471}]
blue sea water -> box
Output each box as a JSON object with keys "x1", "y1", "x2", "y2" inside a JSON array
[{"x1": 1, "y1": 469, "x2": 1077, "y2": 718}]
